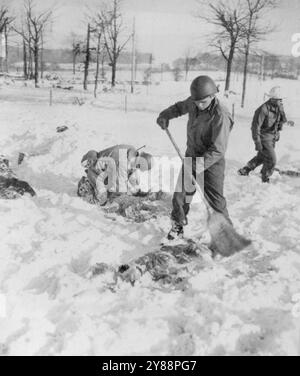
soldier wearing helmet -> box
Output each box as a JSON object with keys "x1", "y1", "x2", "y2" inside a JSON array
[
  {"x1": 238, "y1": 86, "x2": 291, "y2": 183},
  {"x1": 157, "y1": 76, "x2": 234, "y2": 240}
]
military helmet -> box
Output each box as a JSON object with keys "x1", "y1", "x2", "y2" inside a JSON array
[{"x1": 190, "y1": 76, "x2": 219, "y2": 101}]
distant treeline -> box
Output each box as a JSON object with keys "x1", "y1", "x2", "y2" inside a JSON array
[
  {"x1": 5, "y1": 45, "x2": 153, "y2": 67},
  {"x1": 5, "y1": 45, "x2": 300, "y2": 80},
  {"x1": 173, "y1": 52, "x2": 300, "y2": 80}
]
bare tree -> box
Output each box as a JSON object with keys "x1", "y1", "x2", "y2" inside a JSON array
[
  {"x1": 0, "y1": 3, "x2": 14, "y2": 73},
  {"x1": 14, "y1": 0, "x2": 52, "y2": 86},
  {"x1": 240, "y1": 0, "x2": 277, "y2": 107},
  {"x1": 184, "y1": 48, "x2": 193, "y2": 81},
  {"x1": 71, "y1": 33, "x2": 82, "y2": 76},
  {"x1": 83, "y1": 23, "x2": 91, "y2": 90},
  {"x1": 93, "y1": 27, "x2": 104, "y2": 98},
  {"x1": 197, "y1": 0, "x2": 247, "y2": 92},
  {"x1": 94, "y1": 0, "x2": 131, "y2": 87}
]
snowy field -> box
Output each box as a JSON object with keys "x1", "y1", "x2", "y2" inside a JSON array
[{"x1": 0, "y1": 73, "x2": 300, "y2": 356}]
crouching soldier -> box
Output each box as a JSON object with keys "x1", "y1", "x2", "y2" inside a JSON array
[
  {"x1": 78, "y1": 144, "x2": 153, "y2": 206},
  {"x1": 239, "y1": 86, "x2": 292, "y2": 183},
  {"x1": 0, "y1": 155, "x2": 36, "y2": 199},
  {"x1": 157, "y1": 76, "x2": 234, "y2": 240}
]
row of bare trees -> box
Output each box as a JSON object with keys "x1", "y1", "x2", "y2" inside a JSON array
[
  {"x1": 198, "y1": 0, "x2": 278, "y2": 107},
  {"x1": 0, "y1": 0, "x2": 53, "y2": 86},
  {"x1": 0, "y1": 4, "x2": 14, "y2": 73},
  {"x1": 69, "y1": 0, "x2": 132, "y2": 93},
  {"x1": 13, "y1": 0, "x2": 52, "y2": 86},
  {"x1": 0, "y1": 0, "x2": 281, "y2": 105}
]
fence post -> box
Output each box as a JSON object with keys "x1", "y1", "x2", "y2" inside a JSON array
[
  {"x1": 125, "y1": 94, "x2": 128, "y2": 113},
  {"x1": 50, "y1": 88, "x2": 53, "y2": 106}
]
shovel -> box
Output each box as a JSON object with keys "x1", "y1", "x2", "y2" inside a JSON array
[
  {"x1": 275, "y1": 168, "x2": 300, "y2": 178},
  {"x1": 165, "y1": 128, "x2": 251, "y2": 257}
]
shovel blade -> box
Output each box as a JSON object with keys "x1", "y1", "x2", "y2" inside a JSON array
[{"x1": 208, "y1": 212, "x2": 251, "y2": 257}]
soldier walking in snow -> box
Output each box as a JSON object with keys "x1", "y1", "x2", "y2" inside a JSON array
[
  {"x1": 238, "y1": 86, "x2": 292, "y2": 183},
  {"x1": 157, "y1": 76, "x2": 234, "y2": 240},
  {"x1": 78, "y1": 144, "x2": 153, "y2": 206}
]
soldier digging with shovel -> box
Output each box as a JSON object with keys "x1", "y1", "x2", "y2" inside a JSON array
[{"x1": 157, "y1": 76, "x2": 251, "y2": 257}]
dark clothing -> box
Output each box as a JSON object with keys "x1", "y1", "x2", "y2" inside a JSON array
[
  {"x1": 171, "y1": 157, "x2": 229, "y2": 226},
  {"x1": 159, "y1": 98, "x2": 233, "y2": 225},
  {"x1": 247, "y1": 134, "x2": 277, "y2": 179},
  {"x1": 160, "y1": 98, "x2": 233, "y2": 168},
  {"x1": 0, "y1": 156, "x2": 36, "y2": 199},
  {"x1": 252, "y1": 99, "x2": 287, "y2": 143},
  {"x1": 82, "y1": 145, "x2": 140, "y2": 195},
  {"x1": 246, "y1": 99, "x2": 287, "y2": 180}
]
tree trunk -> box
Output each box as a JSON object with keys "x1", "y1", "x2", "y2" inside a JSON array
[
  {"x1": 185, "y1": 58, "x2": 189, "y2": 81},
  {"x1": 225, "y1": 47, "x2": 235, "y2": 92},
  {"x1": 40, "y1": 32, "x2": 44, "y2": 80},
  {"x1": 101, "y1": 51, "x2": 106, "y2": 80},
  {"x1": 241, "y1": 43, "x2": 250, "y2": 108},
  {"x1": 83, "y1": 24, "x2": 91, "y2": 91},
  {"x1": 73, "y1": 52, "x2": 76, "y2": 76},
  {"x1": 28, "y1": 41, "x2": 33, "y2": 79},
  {"x1": 0, "y1": 32, "x2": 3, "y2": 73},
  {"x1": 23, "y1": 39, "x2": 28, "y2": 79},
  {"x1": 111, "y1": 60, "x2": 116, "y2": 87},
  {"x1": 94, "y1": 33, "x2": 101, "y2": 98},
  {"x1": 34, "y1": 42, "x2": 39, "y2": 87},
  {"x1": 4, "y1": 25, "x2": 8, "y2": 73},
  {"x1": 130, "y1": 17, "x2": 136, "y2": 94}
]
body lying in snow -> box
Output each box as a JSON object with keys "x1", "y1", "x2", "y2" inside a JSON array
[
  {"x1": 0, "y1": 155, "x2": 36, "y2": 199},
  {"x1": 78, "y1": 144, "x2": 153, "y2": 206}
]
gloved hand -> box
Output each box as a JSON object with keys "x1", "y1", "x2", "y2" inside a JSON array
[
  {"x1": 275, "y1": 132, "x2": 280, "y2": 142},
  {"x1": 287, "y1": 120, "x2": 295, "y2": 127},
  {"x1": 255, "y1": 141, "x2": 263, "y2": 152},
  {"x1": 157, "y1": 116, "x2": 169, "y2": 130}
]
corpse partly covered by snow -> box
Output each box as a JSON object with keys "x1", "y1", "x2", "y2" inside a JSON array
[{"x1": 0, "y1": 73, "x2": 300, "y2": 356}]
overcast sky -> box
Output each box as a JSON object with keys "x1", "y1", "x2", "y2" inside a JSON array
[{"x1": 10, "y1": 0, "x2": 300, "y2": 63}]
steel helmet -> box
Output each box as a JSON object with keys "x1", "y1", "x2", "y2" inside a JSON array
[{"x1": 190, "y1": 76, "x2": 219, "y2": 101}]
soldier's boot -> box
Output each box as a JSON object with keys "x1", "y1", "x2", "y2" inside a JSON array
[
  {"x1": 167, "y1": 221, "x2": 184, "y2": 241},
  {"x1": 238, "y1": 166, "x2": 252, "y2": 176},
  {"x1": 261, "y1": 175, "x2": 270, "y2": 183}
]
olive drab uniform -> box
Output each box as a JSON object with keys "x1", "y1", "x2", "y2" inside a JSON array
[
  {"x1": 245, "y1": 99, "x2": 287, "y2": 181},
  {"x1": 79, "y1": 145, "x2": 142, "y2": 205},
  {"x1": 158, "y1": 97, "x2": 234, "y2": 227},
  {"x1": 79, "y1": 145, "x2": 153, "y2": 206}
]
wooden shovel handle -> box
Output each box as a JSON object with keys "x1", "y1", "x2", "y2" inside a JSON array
[{"x1": 165, "y1": 128, "x2": 210, "y2": 210}]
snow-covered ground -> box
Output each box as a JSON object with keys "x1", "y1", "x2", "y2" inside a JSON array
[{"x1": 0, "y1": 74, "x2": 300, "y2": 356}]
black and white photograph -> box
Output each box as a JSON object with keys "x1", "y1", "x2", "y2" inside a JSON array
[{"x1": 0, "y1": 0, "x2": 300, "y2": 357}]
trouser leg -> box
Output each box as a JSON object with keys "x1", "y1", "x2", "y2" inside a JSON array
[
  {"x1": 203, "y1": 158, "x2": 231, "y2": 222},
  {"x1": 171, "y1": 157, "x2": 230, "y2": 225},
  {"x1": 246, "y1": 152, "x2": 264, "y2": 171},
  {"x1": 261, "y1": 137, "x2": 277, "y2": 180},
  {"x1": 171, "y1": 160, "x2": 196, "y2": 226}
]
